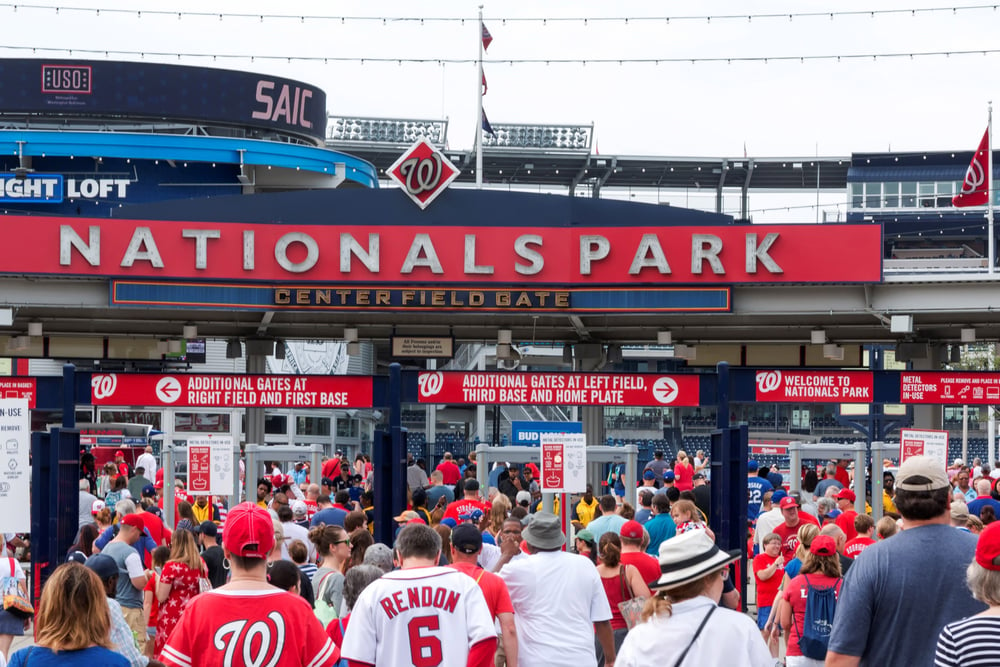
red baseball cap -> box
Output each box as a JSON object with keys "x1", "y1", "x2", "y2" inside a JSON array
[
  {"x1": 976, "y1": 521, "x2": 1000, "y2": 571},
  {"x1": 114, "y1": 450, "x2": 124, "y2": 457},
  {"x1": 779, "y1": 497, "x2": 799, "y2": 510},
  {"x1": 810, "y1": 535, "x2": 838, "y2": 557},
  {"x1": 836, "y1": 488, "x2": 856, "y2": 502},
  {"x1": 223, "y1": 502, "x2": 275, "y2": 559},
  {"x1": 120, "y1": 514, "x2": 144, "y2": 530},
  {"x1": 153, "y1": 480, "x2": 164, "y2": 489},
  {"x1": 620, "y1": 520, "x2": 644, "y2": 541},
  {"x1": 271, "y1": 474, "x2": 286, "y2": 488}
]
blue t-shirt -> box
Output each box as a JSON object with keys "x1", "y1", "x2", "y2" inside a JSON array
[
  {"x1": 828, "y1": 523, "x2": 985, "y2": 665},
  {"x1": 9, "y1": 645, "x2": 129, "y2": 667},
  {"x1": 747, "y1": 476, "x2": 773, "y2": 521},
  {"x1": 310, "y1": 507, "x2": 347, "y2": 528}
]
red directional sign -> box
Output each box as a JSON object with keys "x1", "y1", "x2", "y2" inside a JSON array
[
  {"x1": 900, "y1": 372, "x2": 1000, "y2": 404},
  {"x1": 90, "y1": 373, "x2": 373, "y2": 408},
  {"x1": 416, "y1": 371, "x2": 700, "y2": 406},
  {"x1": 754, "y1": 370, "x2": 873, "y2": 403}
]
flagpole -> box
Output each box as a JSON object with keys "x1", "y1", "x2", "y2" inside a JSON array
[
  {"x1": 475, "y1": 5, "x2": 484, "y2": 189},
  {"x1": 989, "y1": 101, "x2": 994, "y2": 274}
]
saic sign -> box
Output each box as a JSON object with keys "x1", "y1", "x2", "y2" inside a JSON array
[{"x1": 0, "y1": 174, "x2": 130, "y2": 204}]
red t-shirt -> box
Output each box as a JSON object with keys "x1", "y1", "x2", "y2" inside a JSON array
[
  {"x1": 834, "y1": 465, "x2": 851, "y2": 489},
  {"x1": 781, "y1": 573, "x2": 842, "y2": 657},
  {"x1": 144, "y1": 573, "x2": 160, "y2": 628},
  {"x1": 138, "y1": 509, "x2": 171, "y2": 547},
  {"x1": 449, "y1": 561, "x2": 514, "y2": 619},
  {"x1": 160, "y1": 588, "x2": 337, "y2": 667},
  {"x1": 322, "y1": 458, "x2": 341, "y2": 480},
  {"x1": 835, "y1": 511, "x2": 859, "y2": 541},
  {"x1": 844, "y1": 536, "x2": 875, "y2": 559},
  {"x1": 436, "y1": 460, "x2": 461, "y2": 486},
  {"x1": 772, "y1": 513, "x2": 821, "y2": 561},
  {"x1": 443, "y1": 498, "x2": 491, "y2": 521},
  {"x1": 620, "y1": 551, "x2": 661, "y2": 587},
  {"x1": 752, "y1": 553, "x2": 785, "y2": 607},
  {"x1": 673, "y1": 462, "x2": 694, "y2": 492}
]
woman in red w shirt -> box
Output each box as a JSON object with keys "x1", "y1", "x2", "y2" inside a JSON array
[
  {"x1": 776, "y1": 534, "x2": 843, "y2": 667},
  {"x1": 673, "y1": 451, "x2": 695, "y2": 492}
]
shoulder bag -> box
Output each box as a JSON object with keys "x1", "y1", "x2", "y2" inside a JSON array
[
  {"x1": 314, "y1": 570, "x2": 339, "y2": 626},
  {"x1": 617, "y1": 564, "x2": 647, "y2": 630},
  {"x1": 2, "y1": 558, "x2": 32, "y2": 619}
]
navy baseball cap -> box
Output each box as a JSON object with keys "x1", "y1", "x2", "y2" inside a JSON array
[
  {"x1": 85, "y1": 554, "x2": 119, "y2": 580},
  {"x1": 643, "y1": 470, "x2": 656, "y2": 480},
  {"x1": 451, "y1": 523, "x2": 483, "y2": 554},
  {"x1": 664, "y1": 471, "x2": 676, "y2": 481},
  {"x1": 141, "y1": 484, "x2": 156, "y2": 498}
]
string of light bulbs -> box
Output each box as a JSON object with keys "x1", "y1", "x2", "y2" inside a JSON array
[
  {"x1": 1, "y1": 3, "x2": 997, "y2": 24},
  {"x1": 4, "y1": 43, "x2": 1000, "y2": 65}
]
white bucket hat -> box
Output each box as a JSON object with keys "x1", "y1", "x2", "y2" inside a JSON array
[{"x1": 653, "y1": 530, "x2": 740, "y2": 590}]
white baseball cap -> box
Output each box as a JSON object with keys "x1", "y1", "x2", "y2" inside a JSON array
[{"x1": 291, "y1": 500, "x2": 308, "y2": 517}]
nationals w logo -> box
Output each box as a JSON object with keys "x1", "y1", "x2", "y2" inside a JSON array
[{"x1": 387, "y1": 139, "x2": 460, "y2": 210}]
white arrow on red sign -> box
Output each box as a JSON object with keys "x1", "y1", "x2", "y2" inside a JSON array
[{"x1": 652, "y1": 377, "x2": 680, "y2": 404}]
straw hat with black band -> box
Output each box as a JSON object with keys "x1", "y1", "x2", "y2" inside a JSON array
[{"x1": 653, "y1": 530, "x2": 741, "y2": 590}]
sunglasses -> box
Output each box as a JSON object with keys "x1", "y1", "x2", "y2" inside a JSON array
[{"x1": 335, "y1": 539, "x2": 351, "y2": 546}]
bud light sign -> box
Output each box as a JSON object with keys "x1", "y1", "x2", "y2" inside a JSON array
[
  {"x1": 0, "y1": 173, "x2": 62, "y2": 202},
  {"x1": 511, "y1": 420, "x2": 583, "y2": 447}
]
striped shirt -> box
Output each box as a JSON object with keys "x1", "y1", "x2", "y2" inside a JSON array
[{"x1": 935, "y1": 615, "x2": 1000, "y2": 667}]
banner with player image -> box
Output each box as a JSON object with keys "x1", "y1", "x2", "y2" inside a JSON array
[{"x1": 0, "y1": 399, "x2": 30, "y2": 532}]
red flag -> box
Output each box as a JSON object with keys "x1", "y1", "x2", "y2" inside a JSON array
[
  {"x1": 482, "y1": 72, "x2": 487, "y2": 96},
  {"x1": 481, "y1": 22, "x2": 493, "y2": 51},
  {"x1": 953, "y1": 128, "x2": 990, "y2": 207}
]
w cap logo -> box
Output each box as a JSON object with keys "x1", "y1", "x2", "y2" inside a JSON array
[
  {"x1": 418, "y1": 371, "x2": 444, "y2": 398},
  {"x1": 387, "y1": 139, "x2": 460, "y2": 210},
  {"x1": 756, "y1": 370, "x2": 782, "y2": 394}
]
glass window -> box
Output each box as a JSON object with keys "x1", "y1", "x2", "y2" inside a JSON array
[
  {"x1": 936, "y1": 182, "x2": 953, "y2": 208},
  {"x1": 901, "y1": 182, "x2": 917, "y2": 207},
  {"x1": 919, "y1": 183, "x2": 936, "y2": 207},
  {"x1": 850, "y1": 183, "x2": 863, "y2": 208},
  {"x1": 883, "y1": 182, "x2": 900, "y2": 208},
  {"x1": 865, "y1": 183, "x2": 882, "y2": 209},
  {"x1": 175, "y1": 412, "x2": 230, "y2": 433},
  {"x1": 100, "y1": 410, "x2": 161, "y2": 429},
  {"x1": 296, "y1": 416, "x2": 331, "y2": 437},
  {"x1": 265, "y1": 414, "x2": 287, "y2": 435},
  {"x1": 336, "y1": 418, "x2": 359, "y2": 438}
]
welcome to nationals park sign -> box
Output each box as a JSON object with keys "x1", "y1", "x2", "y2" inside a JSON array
[{"x1": 25, "y1": 368, "x2": 1000, "y2": 410}]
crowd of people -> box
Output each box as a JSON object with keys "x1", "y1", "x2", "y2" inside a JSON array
[{"x1": 5, "y1": 445, "x2": 1000, "y2": 665}]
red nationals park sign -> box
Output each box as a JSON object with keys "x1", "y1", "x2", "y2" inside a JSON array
[
  {"x1": 900, "y1": 372, "x2": 1000, "y2": 404},
  {"x1": 1, "y1": 215, "x2": 881, "y2": 285},
  {"x1": 90, "y1": 373, "x2": 373, "y2": 408},
  {"x1": 755, "y1": 370, "x2": 873, "y2": 402},
  {"x1": 416, "y1": 371, "x2": 700, "y2": 406}
]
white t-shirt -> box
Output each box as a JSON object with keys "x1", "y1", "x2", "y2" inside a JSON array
[
  {"x1": 478, "y1": 542, "x2": 527, "y2": 573},
  {"x1": 136, "y1": 452, "x2": 157, "y2": 480},
  {"x1": 280, "y1": 521, "x2": 315, "y2": 562},
  {"x1": 341, "y1": 566, "x2": 494, "y2": 667},
  {"x1": 616, "y1": 596, "x2": 772, "y2": 667},
  {"x1": 500, "y1": 550, "x2": 612, "y2": 667}
]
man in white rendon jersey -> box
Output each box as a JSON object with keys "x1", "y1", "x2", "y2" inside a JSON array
[
  {"x1": 159, "y1": 502, "x2": 337, "y2": 667},
  {"x1": 341, "y1": 523, "x2": 497, "y2": 667}
]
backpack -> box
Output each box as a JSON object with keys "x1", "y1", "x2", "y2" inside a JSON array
[{"x1": 795, "y1": 574, "x2": 842, "y2": 660}]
